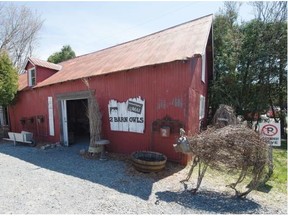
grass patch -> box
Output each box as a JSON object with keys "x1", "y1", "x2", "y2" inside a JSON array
[
  {"x1": 189, "y1": 146, "x2": 287, "y2": 195},
  {"x1": 267, "y1": 148, "x2": 287, "y2": 192},
  {"x1": 280, "y1": 139, "x2": 287, "y2": 149}
]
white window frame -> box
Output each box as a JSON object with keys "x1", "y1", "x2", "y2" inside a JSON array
[
  {"x1": 28, "y1": 67, "x2": 36, "y2": 86},
  {"x1": 201, "y1": 52, "x2": 206, "y2": 83},
  {"x1": 199, "y1": 95, "x2": 205, "y2": 120}
]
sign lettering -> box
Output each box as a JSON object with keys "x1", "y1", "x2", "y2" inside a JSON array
[
  {"x1": 127, "y1": 101, "x2": 143, "y2": 114},
  {"x1": 108, "y1": 96, "x2": 145, "y2": 133}
]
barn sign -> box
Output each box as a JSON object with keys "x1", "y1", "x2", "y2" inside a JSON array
[
  {"x1": 259, "y1": 122, "x2": 281, "y2": 146},
  {"x1": 108, "y1": 96, "x2": 145, "y2": 133}
]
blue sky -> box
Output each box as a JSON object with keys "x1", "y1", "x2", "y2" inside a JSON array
[{"x1": 11, "y1": 1, "x2": 255, "y2": 60}]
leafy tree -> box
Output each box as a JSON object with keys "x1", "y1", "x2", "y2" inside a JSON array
[
  {"x1": 0, "y1": 51, "x2": 18, "y2": 106},
  {"x1": 209, "y1": 2, "x2": 243, "y2": 115},
  {"x1": 0, "y1": 3, "x2": 43, "y2": 69},
  {"x1": 210, "y1": 1, "x2": 287, "y2": 124},
  {"x1": 238, "y1": 2, "x2": 287, "y2": 136},
  {"x1": 237, "y1": 19, "x2": 287, "y2": 115},
  {"x1": 47, "y1": 45, "x2": 76, "y2": 64},
  {"x1": 213, "y1": 1, "x2": 242, "y2": 80},
  {"x1": 250, "y1": 1, "x2": 287, "y2": 129}
]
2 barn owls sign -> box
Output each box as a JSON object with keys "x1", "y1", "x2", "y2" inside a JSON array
[{"x1": 108, "y1": 96, "x2": 145, "y2": 133}]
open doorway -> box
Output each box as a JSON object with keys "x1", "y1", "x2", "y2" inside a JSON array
[
  {"x1": 66, "y1": 99, "x2": 90, "y2": 144},
  {"x1": 57, "y1": 90, "x2": 93, "y2": 146}
]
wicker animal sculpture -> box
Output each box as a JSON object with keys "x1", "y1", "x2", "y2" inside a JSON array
[
  {"x1": 211, "y1": 104, "x2": 237, "y2": 128},
  {"x1": 173, "y1": 105, "x2": 271, "y2": 198}
]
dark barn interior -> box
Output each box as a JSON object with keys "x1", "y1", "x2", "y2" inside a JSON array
[{"x1": 67, "y1": 99, "x2": 90, "y2": 143}]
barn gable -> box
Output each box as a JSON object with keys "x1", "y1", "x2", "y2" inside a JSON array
[{"x1": 20, "y1": 57, "x2": 62, "y2": 90}]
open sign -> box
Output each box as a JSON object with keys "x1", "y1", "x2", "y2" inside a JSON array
[{"x1": 259, "y1": 123, "x2": 281, "y2": 146}]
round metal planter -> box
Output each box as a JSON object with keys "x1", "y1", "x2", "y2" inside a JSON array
[{"x1": 131, "y1": 151, "x2": 167, "y2": 173}]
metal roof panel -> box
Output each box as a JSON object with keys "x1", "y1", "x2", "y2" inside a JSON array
[
  {"x1": 18, "y1": 73, "x2": 28, "y2": 91},
  {"x1": 33, "y1": 14, "x2": 213, "y2": 88},
  {"x1": 29, "y1": 57, "x2": 62, "y2": 71}
]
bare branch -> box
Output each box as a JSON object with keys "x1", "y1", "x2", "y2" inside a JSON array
[
  {"x1": 250, "y1": 1, "x2": 287, "y2": 22},
  {"x1": 0, "y1": 3, "x2": 43, "y2": 70}
]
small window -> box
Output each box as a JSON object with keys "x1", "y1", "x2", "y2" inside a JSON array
[
  {"x1": 199, "y1": 95, "x2": 205, "y2": 120},
  {"x1": 201, "y1": 53, "x2": 206, "y2": 83},
  {"x1": 29, "y1": 68, "x2": 36, "y2": 86}
]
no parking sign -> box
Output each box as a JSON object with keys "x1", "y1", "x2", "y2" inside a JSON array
[{"x1": 259, "y1": 122, "x2": 281, "y2": 146}]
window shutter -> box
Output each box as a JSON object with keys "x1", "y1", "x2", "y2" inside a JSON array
[
  {"x1": 201, "y1": 53, "x2": 206, "y2": 83},
  {"x1": 199, "y1": 95, "x2": 205, "y2": 119}
]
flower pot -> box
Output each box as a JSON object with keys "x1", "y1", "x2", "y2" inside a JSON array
[{"x1": 131, "y1": 151, "x2": 167, "y2": 173}]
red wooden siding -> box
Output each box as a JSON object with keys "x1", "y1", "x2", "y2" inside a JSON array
[
  {"x1": 9, "y1": 58, "x2": 207, "y2": 164},
  {"x1": 35, "y1": 66, "x2": 58, "y2": 84}
]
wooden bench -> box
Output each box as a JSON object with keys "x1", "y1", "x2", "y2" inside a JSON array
[{"x1": 3, "y1": 131, "x2": 35, "y2": 146}]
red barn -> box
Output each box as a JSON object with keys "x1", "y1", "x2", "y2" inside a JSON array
[{"x1": 8, "y1": 15, "x2": 213, "y2": 164}]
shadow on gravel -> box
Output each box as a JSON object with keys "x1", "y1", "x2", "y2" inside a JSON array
[
  {"x1": 0, "y1": 141, "x2": 184, "y2": 201},
  {"x1": 155, "y1": 190, "x2": 261, "y2": 214}
]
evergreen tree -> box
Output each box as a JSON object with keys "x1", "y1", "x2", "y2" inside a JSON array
[
  {"x1": 0, "y1": 51, "x2": 18, "y2": 106},
  {"x1": 210, "y1": 2, "x2": 287, "y2": 122}
]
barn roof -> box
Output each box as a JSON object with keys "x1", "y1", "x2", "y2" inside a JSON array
[
  {"x1": 18, "y1": 73, "x2": 28, "y2": 91},
  {"x1": 26, "y1": 57, "x2": 62, "y2": 71},
  {"x1": 33, "y1": 14, "x2": 213, "y2": 88}
]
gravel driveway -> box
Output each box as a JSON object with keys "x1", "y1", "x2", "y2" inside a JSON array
[{"x1": 0, "y1": 141, "x2": 286, "y2": 214}]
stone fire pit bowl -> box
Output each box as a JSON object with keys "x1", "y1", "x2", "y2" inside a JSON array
[{"x1": 131, "y1": 151, "x2": 167, "y2": 173}]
